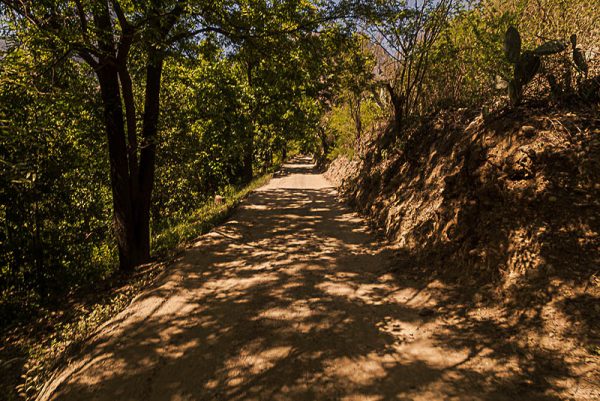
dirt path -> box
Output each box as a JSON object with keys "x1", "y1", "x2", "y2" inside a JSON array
[{"x1": 38, "y1": 158, "x2": 597, "y2": 401}]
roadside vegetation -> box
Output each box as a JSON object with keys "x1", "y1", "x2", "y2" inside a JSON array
[{"x1": 1, "y1": 172, "x2": 271, "y2": 400}]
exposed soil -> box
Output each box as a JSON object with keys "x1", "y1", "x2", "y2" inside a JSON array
[
  {"x1": 35, "y1": 156, "x2": 598, "y2": 401},
  {"x1": 328, "y1": 103, "x2": 600, "y2": 400}
]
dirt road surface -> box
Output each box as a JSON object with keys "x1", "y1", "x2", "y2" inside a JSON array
[{"x1": 38, "y1": 158, "x2": 597, "y2": 401}]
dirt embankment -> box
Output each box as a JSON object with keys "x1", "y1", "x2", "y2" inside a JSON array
[{"x1": 328, "y1": 104, "x2": 600, "y2": 364}]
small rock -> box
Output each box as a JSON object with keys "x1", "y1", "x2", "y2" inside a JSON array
[
  {"x1": 520, "y1": 125, "x2": 536, "y2": 138},
  {"x1": 504, "y1": 149, "x2": 534, "y2": 180}
]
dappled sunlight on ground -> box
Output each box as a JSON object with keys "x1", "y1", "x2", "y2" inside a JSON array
[{"x1": 38, "y1": 158, "x2": 598, "y2": 401}]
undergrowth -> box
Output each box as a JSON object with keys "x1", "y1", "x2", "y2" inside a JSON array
[{"x1": 0, "y1": 173, "x2": 272, "y2": 401}]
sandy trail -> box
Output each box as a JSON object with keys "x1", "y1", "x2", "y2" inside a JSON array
[{"x1": 38, "y1": 158, "x2": 594, "y2": 401}]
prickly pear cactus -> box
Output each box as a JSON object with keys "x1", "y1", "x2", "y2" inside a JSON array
[
  {"x1": 503, "y1": 26, "x2": 569, "y2": 105},
  {"x1": 533, "y1": 40, "x2": 567, "y2": 56},
  {"x1": 504, "y1": 26, "x2": 521, "y2": 63},
  {"x1": 508, "y1": 80, "x2": 519, "y2": 105},
  {"x1": 516, "y1": 51, "x2": 541, "y2": 87},
  {"x1": 573, "y1": 48, "x2": 589, "y2": 75},
  {"x1": 569, "y1": 34, "x2": 589, "y2": 75}
]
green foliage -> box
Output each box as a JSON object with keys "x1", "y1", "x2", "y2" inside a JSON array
[
  {"x1": 324, "y1": 103, "x2": 356, "y2": 159},
  {"x1": 323, "y1": 95, "x2": 384, "y2": 160},
  {"x1": 0, "y1": 0, "x2": 360, "y2": 330},
  {"x1": 152, "y1": 174, "x2": 272, "y2": 256},
  {"x1": 0, "y1": 43, "x2": 114, "y2": 319},
  {"x1": 156, "y1": 53, "x2": 250, "y2": 220}
]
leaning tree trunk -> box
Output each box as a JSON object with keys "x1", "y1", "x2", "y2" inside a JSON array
[
  {"x1": 388, "y1": 85, "x2": 404, "y2": 133},
  {"x1": 379, "y1": 83, "x2": 405, "y2": 151}
]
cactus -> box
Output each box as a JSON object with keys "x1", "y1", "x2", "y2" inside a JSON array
[
  {"x1": 515, "y1": 51, "x2": 541, "y2": 87},
  {"x1": 570, "y1": 34, "x2": 577, "y2": 48},
  {"x1": 573, "y1": 48, "x2": 588, "y2": 74},
  {"x1": 578, "y1": 75, "x2": 600, "y2": 102},
  {"x1": 504, "y1": 26, "x2": 521, "y2": 63},
  {"x1": 546, "y1": 73, "x2": 562, "y2": 98},
  {"x1": 508, "y1": 79, "x2": 519, "y2": 105},
  {"x1": 570, "y1": 34, "x2": 589, "y2": 76},
  {"x1": 502, "y1": 27, "x2": 593, "y2": 104},
  {"x1": 503, "y1": 26, "x2": 568, "y2": 105},
  {"x1": 533, "y1": 40, "x2": 567, "y2": 55}
]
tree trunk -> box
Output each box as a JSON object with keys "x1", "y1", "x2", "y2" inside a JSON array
[
  {"x1": 319, "y1": 128, "x2": 329, "y2": 156},
  {"x1": 243, "y1": 60, "x2": 255, "y2": 184},
  {"x1": 384, "y1": 83, "x2": 403, "y2": 130},
  {"x1": 134, "y1": 51, "x2": 164, "y2": 264},
  {"x1": 242, "y1": 135, "x2": 254, "y2": 184},
  {"x1": 89, "y1": 1, "x2": 178, "y2": 271},
  {"x1": 350, "y1": 95, "x2": 362, "y2": 151},
  {"x1": 97, "y1": 64, "x2": 138, "y2": 271}
]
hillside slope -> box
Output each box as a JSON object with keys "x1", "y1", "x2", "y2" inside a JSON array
[{"x1": 327, "y1": 104, "x2": 599, "y2": 387}]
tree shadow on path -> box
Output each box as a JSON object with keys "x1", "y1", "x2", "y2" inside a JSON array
[{"x1": 38, "y1": 161, "x2": 591, "y2": 401}]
